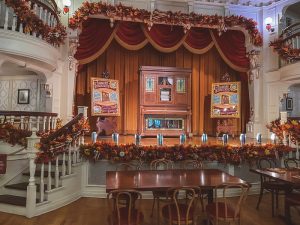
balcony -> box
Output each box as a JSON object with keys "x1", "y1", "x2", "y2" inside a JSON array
[
  {"x1": 270, "y1": 22, "x2": 300, "y2": 66},
  {"x1": 0, "y1": 0, "x2": 62, "y2": 71}
]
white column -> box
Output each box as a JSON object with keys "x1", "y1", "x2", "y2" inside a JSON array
[{"x1": 26, "y1": 128, "x2": 40, "y2": 218}]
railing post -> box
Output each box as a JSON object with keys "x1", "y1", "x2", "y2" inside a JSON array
[{"x1": 26, "y1": 128, "x2": 40, "y2": 218}]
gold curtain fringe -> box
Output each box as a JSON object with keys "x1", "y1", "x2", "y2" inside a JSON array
[{"x1": 183, "y1": 41, "x2": 214, "y2": 55}]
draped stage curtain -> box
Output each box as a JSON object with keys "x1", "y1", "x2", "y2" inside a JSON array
[{"x1": 75, "y1": 19, "x2": 250, "y2": 135}]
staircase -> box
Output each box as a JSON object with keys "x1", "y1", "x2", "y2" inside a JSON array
[{"x1": 0, "y1": 112, "x2": 85, "y2": 217}]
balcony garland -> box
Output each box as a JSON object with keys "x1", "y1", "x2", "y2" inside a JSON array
[
  {"x1": 267, "y1": 119, "x2": 300, "y2": 145},
  {"x1": 69, "y1": 1, "x2": 262, "y2": 47},
  {"x1": 270, "y1": 39, "x2": 300, "y2": 61},
  {"x1": 79, "y1": 142, "x2": 292, "y2": 165},
  {"x1": 5, "y1": 0, "x2": 67, "y2": 46}
]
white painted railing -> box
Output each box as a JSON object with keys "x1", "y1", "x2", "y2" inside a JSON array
[
  {"x1": 0, "y1": 0, "x2": 59, "y2": 40},
  {"x1": 0, "y1": 111, "x2": 58, "y2": 132}
]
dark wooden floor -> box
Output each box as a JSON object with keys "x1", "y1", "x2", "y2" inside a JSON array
[{"x1": 0, "y1": 193, "x2": 299, "y2": 225}]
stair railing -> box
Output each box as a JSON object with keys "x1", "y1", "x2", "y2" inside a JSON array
[
  {"x1": 0, "y1": 111, "x2": 58, "y2": 132},
  {"x1": 25, "y1": 113, "x2": 85, "y2": 217}
]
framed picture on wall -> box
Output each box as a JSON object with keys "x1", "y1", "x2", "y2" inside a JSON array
[
  {"x1": 286, "y1": 97, "x2": 293, "y2": 111},
  {"x1": 17, "y1": 89, "x2": 30, "y2": 104}
]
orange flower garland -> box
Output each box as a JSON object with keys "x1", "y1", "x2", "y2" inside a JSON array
[
  {"x1": 79, "y1": 142, "x2": 292, "y2": 165},
  {"x1": 69, "y1": 1, "x2": 262, "y2": 47}
]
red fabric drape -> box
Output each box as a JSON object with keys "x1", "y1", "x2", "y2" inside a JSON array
[
  {"x1": 116, "y1": 21, "x2": 146, "y2": 45},
  {"x1": 144, "y1": 24, "x2": 185, "y2": 48},
  {"x1": 185, "y1": 28, "x2": 212, "y2": 50},
  {"x1": 75, "y1": 18, "x2": 250, "y2": 72},
  {"x1": 211, "y1": 30, "x2": 249, "y2": 70},
  {"x1": 75, "y1": 19, "x2": 114, "y2": 63}
]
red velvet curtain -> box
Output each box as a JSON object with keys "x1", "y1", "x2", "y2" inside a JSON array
[{"x1": 75, "y1": 18, "x2": 250, "y2": 73}]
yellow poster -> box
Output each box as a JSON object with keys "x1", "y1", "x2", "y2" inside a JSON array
[
  {"x1": 91, "y1": 78, "x2": 120, "y2": 116},
  {"x1": 210, "y1": 82, "x2": 240, "y2": 118}
]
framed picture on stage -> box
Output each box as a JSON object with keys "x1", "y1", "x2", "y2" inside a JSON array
[
  {"x1": 91, "y1": 78, "x2": 120, "y2": 116},
  {"x1": 286, "y1": 97, "x2": 293, "y2": 111},
  {"x1": 210, "y1": 82, "x2": 241, "y2": 118}
]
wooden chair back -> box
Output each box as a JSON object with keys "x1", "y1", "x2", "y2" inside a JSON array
[
  {"x1": 284, "y1": 158, "x2": 299, "y2": 168},
  {"x1": 183, "y1": 160, "x2": 203, "y2": 169},
  {"x1": 214, "y1": 183, "x2": 249, "y2": 222},
  {"x1": 107, "y1": 190, "x2": 142, "y2": 225},
  {"x1": 150, "y1": 158, "x2": 174, "y2": 170},
  {"x1": 165, "y1": 186, "x2": 200, "y2": 225},
  {"x1": 256, "y1": 158, "x2": 276, "y2": 183}
]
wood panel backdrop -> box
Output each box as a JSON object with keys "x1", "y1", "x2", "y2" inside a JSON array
[{"x1": 76, "y1": 40, "x2": 249, "y2": 136}]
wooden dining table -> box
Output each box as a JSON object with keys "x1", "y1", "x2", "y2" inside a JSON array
[
  {"x1": 106, "y1": 168, "x2": 248, "y2": 202},
  {"x1": 251, "y1": 167, "x2": 300, "y2": 224}
]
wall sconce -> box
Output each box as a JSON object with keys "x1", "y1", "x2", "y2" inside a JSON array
[
  {"x1": 41, "y1": 83, "x2": 52, "y2": 98},
  {"x1": 265, "y1": 17, "x2": 274, "y2": 32},
  {"x1": 63, "y1": 0, "x2": 71, "y2": 15}
]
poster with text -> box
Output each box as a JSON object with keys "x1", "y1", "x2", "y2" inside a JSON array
[
  {"x1": 210, "y1": 82, "x2": 240, "y2": 118},
  {"x1": 91, "y1": 78, "x2": 120, "y2": 116}
]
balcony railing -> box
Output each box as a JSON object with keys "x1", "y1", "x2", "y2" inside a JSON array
[
  {"x1": 270, "y1": 22, "x2": 300, "y2": 65},
  {"x1": 0, "y1": 0, "x2": 60, "y2": 43}
]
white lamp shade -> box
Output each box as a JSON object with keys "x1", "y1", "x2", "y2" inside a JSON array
[
  {"x1": 63, "y1": 0, "x2": 71, "y2": 7},
  {"x1": 265, "y1": 17, "x2": 273, "y2": 25}
]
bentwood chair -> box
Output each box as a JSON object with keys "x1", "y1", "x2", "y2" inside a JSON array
[
  {"x1": 107, "y1": 190, "x2": 144, "y2": 225},
  {"x1": 256, "y1": 158, "x2": 290, "y2": 216},
  {"x1": 183, "y1": 160, "x2": 207, "y2": 212},
  {"x1": 285, "y1": 192, "x2": 300, "y2": 225},
  {"x1": 284, "y1": 158, "x2": 299, "y2": 168},
  {"x1": 161, "y1": 187, "x2": 200, "y2": 225},
  {"x1": 206, "y1": 183, "x2": 249, "y2": 225},
  {"x1": 150, "y1": 159, "x2": 174, "y2": 218}
]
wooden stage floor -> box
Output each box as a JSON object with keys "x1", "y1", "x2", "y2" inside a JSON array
[{"x1": 90, "y1": 135, "x2": 266, "y2": 146}]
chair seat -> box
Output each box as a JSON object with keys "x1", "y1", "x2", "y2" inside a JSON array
[
  {"x1": 162, "y1": 203, "x2": 195, "y2": 222},
  {"x1": 206, "y1": 202, "x2": 236, "y2": 219},
  {"x1": 112, "y1": 192, "x2": 139, "y2": 204},
  {"x1": 109, "y1": 207, "x2": 144, "y2": 225}
]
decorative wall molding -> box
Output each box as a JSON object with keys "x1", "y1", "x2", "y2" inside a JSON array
[{"x1": 0, "y1": 30, "x2": 59, "y2": 72}]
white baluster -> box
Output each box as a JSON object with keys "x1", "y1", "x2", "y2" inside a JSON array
[
  {"x1": 39, "y1": 6, "x2": 43, "y2": 20},
  {"x1": 55, "y1": 156, "x2": 59, "y2": 188},
  {"x1": 19, "y1": 22, "x2": 23, "y2": 33},
  {"x1": 12, "y1": 15, "x2": 17, "y2": 31},
  {"x1": 68, "y1": 146, "x2": 72, "y2": 175},
  {"x1": 28, "y1": 116, "x2": 33, "y2": 131},
  {"x1": 43, "y1": 9, "x2": 48, "y2": 23},
  {"x1": 48, "y1": 116, "x2": 51, "y2": 131},
  {"x1": 36, "y1": 116, "x2": 40, "y2": 131},
  {"x1": 40, "y1": 163, "x2": 44, "y2": 203},
  {"x1": 51, "y1": 117, "x2": 56, "y2": 130},
  {"x1": 72, "y1": 143, "x2": 76, "y2": 164},
  {"x1": 62, "y1": 152, "x2": 66, "y2": 176},
  {"x1": 10, "y1": 115, "x2": 14, "y2": 124},
  {"x1": 43, "y1": 116, "x2": 46, "y2": 132},
  {"x1": 47, "y1": 161, "x2": 52, "y2": 191},
  {"x1": 20, "y1": 116, "x2": 24, "y2": 129},
  {"x1": 77, "y1": 148, "x2": 80, "y2": 163},
  {"x1": 26, "y1": 128, "x2": 40, "y2": 218},
  {"x1": 4, "y1": 6, "x2": 9, "y2": 30}
]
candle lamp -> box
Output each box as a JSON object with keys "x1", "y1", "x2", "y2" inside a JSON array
[
  {"x1": 201, "y1": 133, "x2": 208, "y2": 144},
  {"x1": 256, "y1": 133, "x2": 262, "y2": 145},
  {"x1": 240, "y1": 133, "x2": 246, "y2": 146},
  {"x1": 157, "y1": 134, "x2": 163, "y2": 146},
  {"x1": 180, "y1": 133, "x2": 186, "y2": 145},
  {"x1": 91, "y1": 131, "x2": 98, "y2": 144},
  {"x1": 112, "y1": 132, "x2": 119, "y2": 145},
  {"x1": 222, "y1": 134, "x2": 229, "y2": 145},
  {"x1": 134, "y1": 134, "x2": 141, "y2": 146}
]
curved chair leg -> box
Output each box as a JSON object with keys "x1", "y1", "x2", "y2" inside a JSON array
[
  {"x1": 256, "y1": 187, "x2": 264, "y2": 209},
  {"x1": 150, "y1": 197, "x2": 156, "y2": 217},
  {"x1": 271, "y1": 191, "x2": 275, "y2": 217}
]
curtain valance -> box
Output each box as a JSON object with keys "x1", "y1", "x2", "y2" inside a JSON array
[{"x1": 75, "y1": 19, "x2": 249, "y2": 72}]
